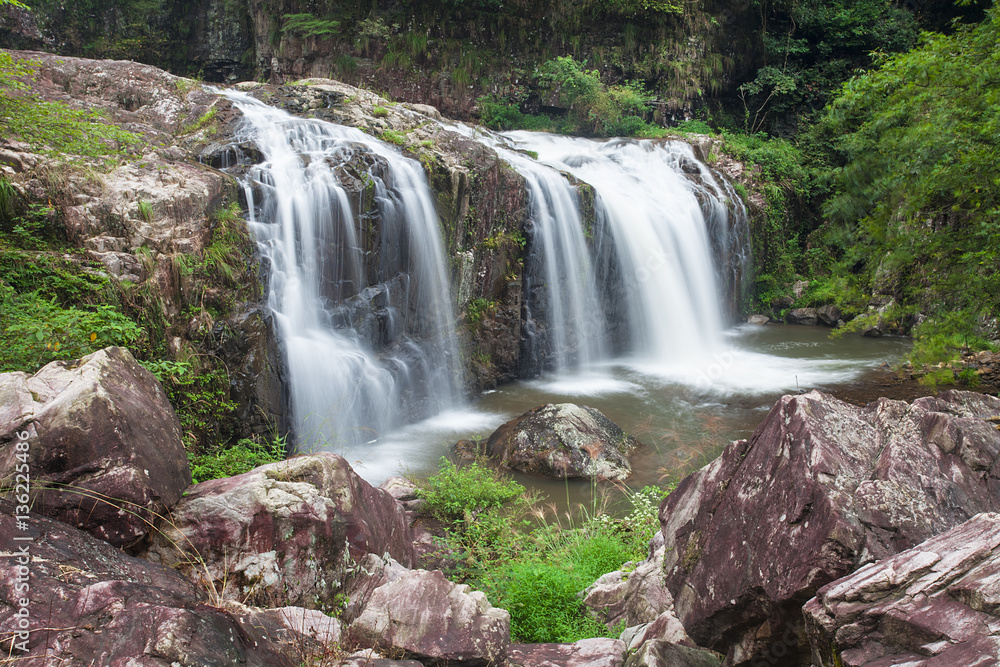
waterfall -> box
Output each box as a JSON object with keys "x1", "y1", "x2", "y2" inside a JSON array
[
  {"x1": 223, "y1": 92, "x2": 463, "y2": 451},
  {"x1": 502, "y1": 131, "x2": 749, "y2": 372}
]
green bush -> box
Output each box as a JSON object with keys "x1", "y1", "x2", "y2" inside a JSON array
[
  {"x1": 0, "y1": 284, "x2": 142, "y2": 372},
  {"x1": 416, "y1": 458, "x2": 523, "y2": 524}
]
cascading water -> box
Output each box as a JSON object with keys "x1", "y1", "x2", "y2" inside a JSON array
[
  {"x1": 222, "y1": 92, "x2": 463, "y2": 451},
  {"x1": 500, "y1": 131, "x2": 749, "y2": 374}
]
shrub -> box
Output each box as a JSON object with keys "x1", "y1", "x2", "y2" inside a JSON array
[{"x1": 416, "y1": 458, "x2": 523, "y2": 524}]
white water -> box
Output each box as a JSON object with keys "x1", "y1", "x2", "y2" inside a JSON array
[
  {"x1": 502, "y1": 132, "x2": 743, "y2": 371},
  {"x1": 224, "y1": 93, "x2": 463, "y2": 451}
]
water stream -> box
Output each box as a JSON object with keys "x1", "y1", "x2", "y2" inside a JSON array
[{"x1": 224, "y1": 92, "x2": 463, "y2": 450}]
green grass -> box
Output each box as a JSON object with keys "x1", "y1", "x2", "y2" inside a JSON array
[
  {"x1": 413, "y1": 459, "x2": 661, "y2": 643},
  {"x1": 188, "y1": 436, "x2": 287, "y2": 484}
]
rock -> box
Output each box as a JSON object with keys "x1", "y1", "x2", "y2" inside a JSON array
[
  {"x1": 349, "y1": 568, "x2": 510, "y2": 666},
  {"x1": 486, "y1": 403, "x2": 641, "y2": 480},
  {"x1": 658, "y1": 390, "x2": 1000, "y2": 666},
  {"x1": 862, "y1": 324, "x2": 883, "y2": 337},
  {"x1": 144, "y1": 452, "x2": 414, "y2": 610},
  {"x1": 508, "y1": 638, "x2": 627, "y2": 667},
  {"x1": 746, "y1": 314, "x2": 769, "y2": 325},
  {"x1": 0, "y1": 500, "x2": 346, "y2": 666},
  {"x1": 785, "y1": 307, "x2": 818, "y2": 326},
  {"x1": 584, "y1": 532, "x2": 677, "y2": 629},
  {"x1": 803, "y1": 512, "x2": 1000, "y2": 667},
  {"x1": 816, "y1": 304, "x2": 842, "y2": 327},
  {"x1": 791, "y1": 280, "x2": 810, "y2": 299},
  {"x1": 0, "y1": 347, "x2": 189, "y2": 549},
  {"x1": 619, "y1": 611, "x2": 696, "y2": 653},
  {"x1": 623, "y1": 641, "x2": 723, "y2": 667}
]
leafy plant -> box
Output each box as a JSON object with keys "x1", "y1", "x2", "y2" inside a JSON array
[
  {"x1": 0, "y1": 54, "x2": 140, "y2": 165},
  {"x1": 416, "y1": 458, "x2": 523, "y2": 524}
]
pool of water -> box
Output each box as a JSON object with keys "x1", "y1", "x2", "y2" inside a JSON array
[{"x1": 324, "y1": 324, "x2": 910, "y2": 506}]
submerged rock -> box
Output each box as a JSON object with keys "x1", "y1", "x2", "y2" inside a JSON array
[
  {"x1": 0, "y1": 346, "x2": 189, "y2": 549},
  {"x1": 144, "y1": 453, "x2": 414, "y2": 610},
  {"x1": 486, "y1": 403, "x2": 641, "y2": 480},
  {"x1": 657, "y1": 390, "x2": 1000, "y2": 666},
  {"x1": 804, "y1": 512, "x2": 1000, "y2": 667}
]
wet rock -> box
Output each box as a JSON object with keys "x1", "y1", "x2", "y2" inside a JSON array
[
  {"x1": 0, "y1": 347, "x2": 189, "y2": 549},
  {"x1": 349, "y1": 568, "x2": 510, "y2": 666},
  {"x1": 0, "y1": 501, "x2": 336, "y2": 666},
  {"x1": 144, "y1": 453, "x2": 414, "y2": 610},
  {"x1": 623, "y1": 641, "x2": 723, "y2": 667},
  {"x1": 486, "y1": 403, "x2": 641, "y2": 480},
  {"x1": 816, "y1": 304, "x2": 842, "y2": 327},
  {"x1": 746, "y1": 314, "x2": 769, "y2": 325},
  {"x1": 508, "y1": 638, "x2": 627, "y2": 667},
  {"x1": 804, "y1": 512, "x2": 1000, "y2": 666},
  {"x1": 658, "y1": 390, "x2": 1000, "y2": 666},
  {"x1": 785, "y1": 307, "x2": 818, "y2": 326}
]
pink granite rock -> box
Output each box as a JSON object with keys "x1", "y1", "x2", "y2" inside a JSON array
[
  {"x1": 144, "y1": 452, "x2": 414, "y2": 609},
  {"x1": 658, "y1": 390, "x2": 1000, "y2": 665},
  {"x1": 0, "y1": 347, "x2": 190, "y2": 549},
  {"x1": 804, "y1": 512, "x2": 1000, "y2": 666}
]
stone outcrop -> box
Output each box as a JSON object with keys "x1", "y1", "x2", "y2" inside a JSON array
[
  {"x1": 785, "y1": 307, "x2": 818, "y2": 326},
  {"x1": 0, "y1": 501, "x2": 341, "y2": 666},
  {"x1": 804, "y1": 512, "x2": 1000, "y2": 666},
  {"x1": 508, "y1": 638, "x2": 627, "y2": 667},
  {"x1": 349, "y1": 568, "x2": 510, "y2": 666},
  {"x1": 657, "y1": 390, "x2": 1000, "y2": 666},
  {"x1": 486, "y1": 403, "x2": 641, "y2": 480},
  {"x1": 583, "y1": 532, "x2": 680, "y2": 630},
  {"x1": 623, "y1": 641, "x2": 723, "y2": 667},
  {"x1": 144, "y1": 453, "x2": 414, "y2": 610},
  {"x1": 0, "y1": 347, "x2": 190, "y2": 549}
]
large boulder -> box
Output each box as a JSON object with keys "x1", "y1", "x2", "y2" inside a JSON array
[
  {"x1": 349, "y1": 568, "x2": 510, "y2": 666},
  {"x1": 0, "y1": 500, "x2": 344, "y2": 666},
  {"x1": 486, "y1": 403, "x2": 641, "y2": 480},
  {"x1": 144, "y1": 453, "x2": 414, "y2": 610},
  {"x1": 657, "y1": 390, "x2": 1000, "y2": 666},
  {"x1": 785, "y1": 307, "x2": 818, "y2": 326},
  {"x1": 816, "y1": 304, "x2": 842, "y2": 327},
  {"x1": 0, "y1": 346, "x2": 190, "y2": 549},
  {"x1": 804, "y1": 512, "x2": 1000, "y2": 666}
]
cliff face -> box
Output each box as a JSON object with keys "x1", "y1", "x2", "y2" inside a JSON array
[{"x1": 1, "y1": 0, "x2": 761, "y2": 120}]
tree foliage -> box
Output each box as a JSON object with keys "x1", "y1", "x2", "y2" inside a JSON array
[{"x1": 812, "y1": 2, "x2": 1000, "y2": 357}]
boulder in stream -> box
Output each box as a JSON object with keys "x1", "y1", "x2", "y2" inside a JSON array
[{"x1": 486, "y1": 403, "x2": 641, "y2": 480}]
